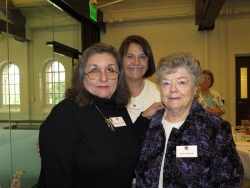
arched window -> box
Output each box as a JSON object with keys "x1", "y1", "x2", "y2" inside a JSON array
[
  {"x1": 45, "y1": 61, "x2": 65, "y2": 104},
  {"x1": 2, "y1": 63, "x2": 20, "y2": 105}
]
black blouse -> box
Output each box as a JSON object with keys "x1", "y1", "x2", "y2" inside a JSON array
[{"x1": 37, "y1": 94, "x2": 150, "y2": 188}]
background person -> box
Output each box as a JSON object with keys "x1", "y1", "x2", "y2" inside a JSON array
[
  {"x1": 198, "y1": 69, "x2": 225, "y2": 116},
  {"x1": 119, "y1": 35, "x2": 161, "y2": 123},
  {"x1": 37, "y1": 43, "x2": 162, "y2": 188},
  {"x1": 136, "y1": 52, "x2": 243, "y2": 188}
]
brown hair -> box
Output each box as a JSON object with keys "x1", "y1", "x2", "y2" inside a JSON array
[
  {"x1": 65, "y1": 42, "x2": 130, "y2": 108},
  {"x1": 202, "y1": 70, "x2": 214, "y2": 87},
  {"x1": 119, "y1": 35, "x2": 155, "y2": 78}
]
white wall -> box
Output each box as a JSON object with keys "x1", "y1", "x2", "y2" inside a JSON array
[{"x1": 100, "y1": 1, "x2": 250, "y2": 125}]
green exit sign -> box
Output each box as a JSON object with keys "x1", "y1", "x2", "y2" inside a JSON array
[{"x1": 90, "y1": 5, "x2": 97, "y2": 22}]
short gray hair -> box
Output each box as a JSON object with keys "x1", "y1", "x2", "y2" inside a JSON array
[{"x1": 156, "y1": 52, "x2": 202, "y2": 86}]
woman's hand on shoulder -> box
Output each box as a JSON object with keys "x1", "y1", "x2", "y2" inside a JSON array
[{"x1": 141, "y1": 102, "x2": 164, "y2": 119}]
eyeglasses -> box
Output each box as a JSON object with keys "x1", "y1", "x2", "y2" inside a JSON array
[
  {"x1": 85, "y1": 71, "x2": 120, "y2": 80},
  {"x1": 124, "y1": 54, "x2": 148, "y2": 63}
]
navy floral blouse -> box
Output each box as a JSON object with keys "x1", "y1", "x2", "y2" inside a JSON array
[{"x1": 136, "y1": 99, "x2": 244, "y2": 188}]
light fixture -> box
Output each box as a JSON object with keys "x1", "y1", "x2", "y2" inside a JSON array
[
  {"x1": 47, "y1": 0, "x2": 64, "y2": 11},
  {"x1": 46, "y1": 41, "x2": 81, "y2": 59}
]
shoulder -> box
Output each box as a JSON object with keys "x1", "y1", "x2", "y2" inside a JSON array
[
  {"x1": 145, "y1": 79, "x2": 158, "y2": 88},
  {"x1": 53, "y1": 98, "x2": 78, "y2": 110},
  {"x1": 210, "y1": 88, "x2": 220, "y2": 96},
  {"x1": 202, "y1": 113, "x2": 232, "y2": 144},
  {"x1": 197, "y1": 93, "x2": 204, "y2": 103},
  {"x1": 149, "y1": 109, "x2": 164, "y2": 128},
  {"x1": 41, "y1": 99, "x2": 91, "y2": 131},
  {"x1": 191, "y1": 99, "x2": 229, "y2": 127},
  {"x1": 144, "y1": 79, "x2": 160, "y2": 97},
  {"x1": 48, "y1": 99, "x2": 82, "y2": 119}
]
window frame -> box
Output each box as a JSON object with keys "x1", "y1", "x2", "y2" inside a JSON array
[
  {"x1": 43, "y1": 59, "x2": 66, "y2": 106},
  {"x1": 0, "y1": 62, "x2": 21, "y2": 111}
]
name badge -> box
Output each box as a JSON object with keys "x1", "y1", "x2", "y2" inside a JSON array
[
  {"x1": 128, "y1": 106, "x2": 141, "y2": 112},
  {"x1": 127, "y1": 103, "x2": 142, "y2": 115},
  {"x1": 110, "y1": 117, "x2": 126, "y2": 127},
  {"x1": 176, "y1": 145, "x2": 198, "y2": 158}
]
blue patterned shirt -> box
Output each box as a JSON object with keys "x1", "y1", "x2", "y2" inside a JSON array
[{"x1": 136, "y1": 99, "x2": 243, "y2": 188}]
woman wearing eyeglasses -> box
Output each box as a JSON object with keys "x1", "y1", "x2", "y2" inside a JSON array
[
  {"x1": 119, "y1": 35, "x2": 162, "y2": 123},
  {"x1": 37, "y1": 43, "x2": 163, "y2": 188},
  {"x1": 197, "y1": 70, "x2": 225, "y2": 116}
]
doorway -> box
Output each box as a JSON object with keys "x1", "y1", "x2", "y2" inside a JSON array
[{"x1": 236, "y1": 56, "x2": 250, "y2": 126}]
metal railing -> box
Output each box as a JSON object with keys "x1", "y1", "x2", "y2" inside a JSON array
[{"x1": 0, "y1": 120, "x2": 44, "y2": 129}]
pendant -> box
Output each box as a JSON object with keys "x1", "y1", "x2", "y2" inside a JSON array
[
  {"x1": 105, "y1": 118, "x2": 115, "y2": 131},
  {"x1": 95, "y1": 105, "x2": 115, "y2": 132}
]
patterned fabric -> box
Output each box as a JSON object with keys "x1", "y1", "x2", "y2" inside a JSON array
[
  {"x1": 136, "y1": 98, "x2": 243, "y2": 188},
  {"x1": 198, "y1": 88, "x2": 225, "y2": 114}
]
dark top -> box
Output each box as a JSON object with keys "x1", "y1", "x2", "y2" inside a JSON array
[
  {"x1": 37, "y1": 94, "x2": 150, "y2": 188},
  {"x1": 136, "y1": 99, "x2": 244, "y2": 188}
]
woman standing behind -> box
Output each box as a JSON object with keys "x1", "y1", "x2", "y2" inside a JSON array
[
  {"x1": 119, "y1": 35, "x2": 161, "y2": 123},
  {"x1": 136, "y1": 52, "x2": 243, "y2": 188},
  {"x1": 198, "y1": 69, "x2": 225, "y2": 116},
  {"x1": 37, "y1": 43, "x2": 160, "y2": 188}
]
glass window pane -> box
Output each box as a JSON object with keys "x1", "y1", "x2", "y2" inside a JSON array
[
  {"x1": 2, "y1": 64, "x2": 20, "y2": 105},
  {"x1": 60, "y1": 73, "x2": 65, "y2": 81},
  {"x1": 45, "y1": 61, "x2": 65, "y2": 104}
]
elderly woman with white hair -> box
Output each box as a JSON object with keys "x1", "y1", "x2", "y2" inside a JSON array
[{"x1": 136, "y1": 52, "x2": 243, "y2": 188}]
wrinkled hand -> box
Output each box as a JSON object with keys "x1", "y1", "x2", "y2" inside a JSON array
[
  {"x1": 141, "y1": 102, "x2": 164, "y2": 119},
  {"x1": 36, "y1": 140, "x2": 40, "y2": 157}
]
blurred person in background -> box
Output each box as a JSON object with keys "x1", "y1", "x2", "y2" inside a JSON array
[{"x1": 198, "y1": 69, "x2": 225, "y2": 116}]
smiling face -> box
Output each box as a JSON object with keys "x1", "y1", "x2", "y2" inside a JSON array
[
  {"x1": 160, "y1": 68, "x2": 197, "y2": 113},
  {"x1": 122, "y1": 43, "x2": 148, "y2": 81},
  {"x1": 83, "y1": 53, "x2": 119, "y2": 99}
]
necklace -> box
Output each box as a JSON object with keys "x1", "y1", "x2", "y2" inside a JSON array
[{"x1": 95, "y1": 105, "x2": 115, "y2": 131}]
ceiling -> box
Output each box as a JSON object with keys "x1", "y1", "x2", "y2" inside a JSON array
[
  {"x1": 0, "y1": 0, "x2": 250, "y2": 35},
  {"x1": 1, "y1": 0, "x2": 196, "y2": 30}
]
